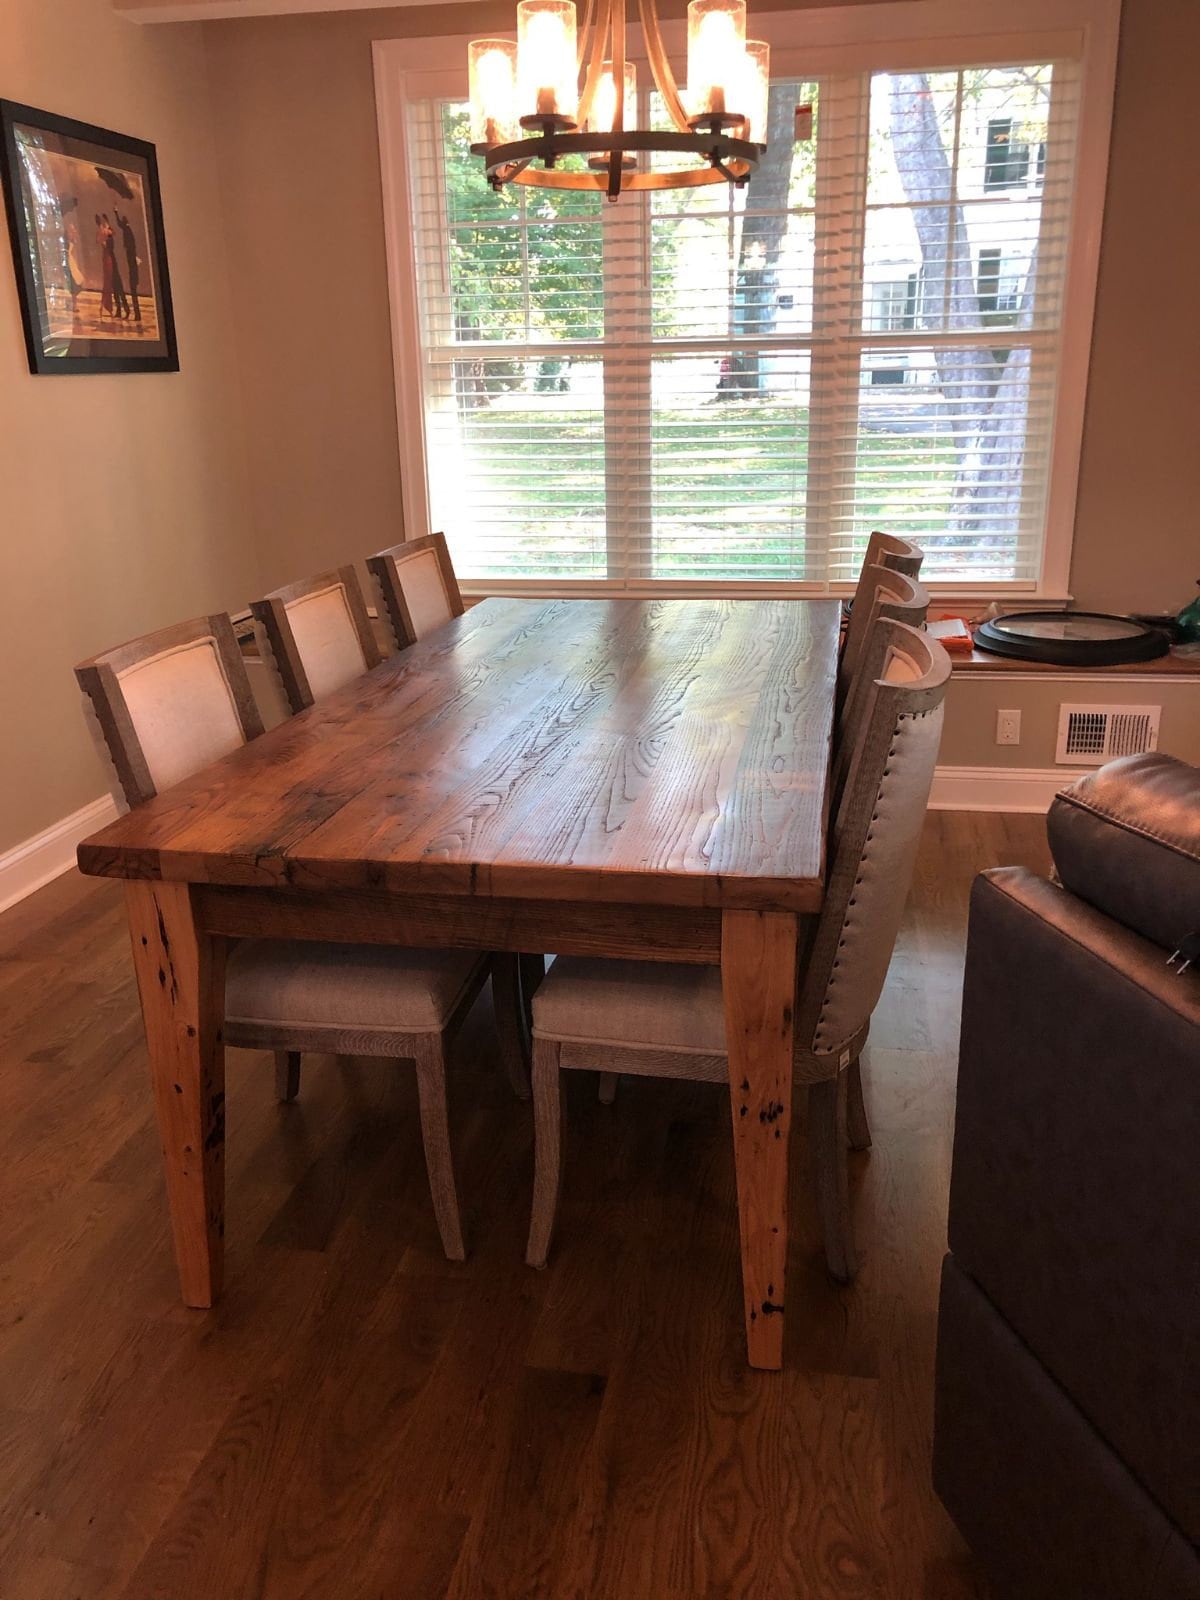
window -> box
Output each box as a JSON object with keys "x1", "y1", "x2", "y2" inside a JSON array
[
  {"x1": 869, "y1": 274, "x2": 920, "y2": 335},
  {"x1": 381, "y1": 3, "x2": 1117, "y2": 593},
  {"x1": 984, "y1": 116, "x2": 1030, "y2": 191},
  {"x1": 977, "y1": 248, "x2": 1022, "y2": 322}
]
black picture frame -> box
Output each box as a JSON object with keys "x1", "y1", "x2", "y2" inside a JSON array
[{"x1": 0, "y1": 99, "x2": 178, "y2": 374}]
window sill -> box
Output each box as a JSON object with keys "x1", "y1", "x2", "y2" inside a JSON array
[
  {"x1": 458, "y1": 582, "x2": 1074, "y2": 609},
  {"x1": 949, "y1": 646, "x2": 1200, "y2": 679}
]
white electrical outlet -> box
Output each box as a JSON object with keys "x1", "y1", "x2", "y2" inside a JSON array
[{"x1": 996, "y1": 709, "x2": 1021, "y2": 746}]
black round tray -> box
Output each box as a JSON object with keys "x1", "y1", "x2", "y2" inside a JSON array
[{"x1": 973, "y1": 610, "x2": 1170, "y2": 667}]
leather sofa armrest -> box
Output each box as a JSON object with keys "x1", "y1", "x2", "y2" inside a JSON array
[{"x1": 949, "y1": 867, "x2": 1200, "y2": 1542}]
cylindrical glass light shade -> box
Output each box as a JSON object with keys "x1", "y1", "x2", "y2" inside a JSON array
[
  {"x1": 588, "y1": 60, "x2": 637, "y2": 132},
  {"x1": 686, "y1": 0, "x2": 746, "y2": 120},
  {"x1": 469, "y1": 39, "x2": 519, "y2": 145},
  {"x1": 517, "y1": 0, "x2": 579, "y2": 122},
  {"x1": 741, "y1": 40, "x2": 770, "y2": 143}
]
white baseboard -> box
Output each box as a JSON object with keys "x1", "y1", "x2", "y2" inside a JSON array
[
  {"x1": 930, "y1": 764, "x2": 1075, "y2": 813},
  {"x1": 0, "y1": 795, "x2": 121, "y2": 916}
]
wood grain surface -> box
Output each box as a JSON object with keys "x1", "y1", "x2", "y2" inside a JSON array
[
  {"x1": 0, "y1": 810, "x2": 1048, "y2": 1598},
  {"x1": 77, "y1": 598, "x2": 840, "y2": 913},
  {"x1": 124, "y1": 880, "x2": 228, "y2": 1306},
  {"x1": 721, "y1": 909, "x2": 798, "y2": 1371}
]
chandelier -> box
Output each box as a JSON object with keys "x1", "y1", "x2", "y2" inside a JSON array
[{"x1": 468, "y1": 0, "x2": 769, "y2": 201}]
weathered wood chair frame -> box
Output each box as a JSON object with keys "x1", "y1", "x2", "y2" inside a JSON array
[
  {"x1": 76, "y1": 614, "x2": 264, "y2": 808},
  {"x1": 250, "y1": 565, "x2": 381, "y2": 715},
  {"x1": 366, "y1": 533, "x2": 465, "y2": 651},
  {"x1": 839, "y1": 564, "x2": 929, "y2": 706},
  {"x1": 865, "y1": 530, "x2": 925, "y2": 579},
  {"x1": 525, "y1": 622, "x2": 951, "y2": 1284},
  {"x1": 834, "y1": 566, "x2": 930, "y2": 805},
  {"x1": 76, "y1": 613, "x2": 528, "y2": 1262}
]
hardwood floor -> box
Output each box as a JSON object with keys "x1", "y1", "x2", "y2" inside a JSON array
[{"x1": 0, "y1": 810, "x2": 1050, "y2": 1599}]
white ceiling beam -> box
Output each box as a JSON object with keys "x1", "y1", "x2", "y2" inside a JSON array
[{"x1": 115, "y1": 0, "x2": 472, "y2": 21}]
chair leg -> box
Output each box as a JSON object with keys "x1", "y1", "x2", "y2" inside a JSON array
[
  {"x1": 519, "y1": 953, "x2": 545, "y2": 1035},
  {"x1": 490, "y1": 954, "x2": 531, "y2": 1101},
  {"x1": 810, "y1": 1073, "x2": 859, "y2": 1283},
  {"x1": 526, "y1": 1037, "x2": 564, "y2": 1269},
  {"x1": 597, "y1": 1072, "x2": 618, "y2": 1105},
  {"x1": 412, "y1": 1038, "x2": 466, "y2": 1262},
  {"x1": 274, "y1": 1051, "x2": 301, "y2": 1103},
  {"x1": 845, "y1": 1053, "x2": 872, "y2": 1151}
]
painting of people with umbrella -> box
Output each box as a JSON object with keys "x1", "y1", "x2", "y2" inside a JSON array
[{"x1": 1, "y1": 100, "x2": 177, "y2": 373}]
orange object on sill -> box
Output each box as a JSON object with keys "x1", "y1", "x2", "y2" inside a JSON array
[{"x1": 926, "y1": 616, "x2": 975, "y2": 653}]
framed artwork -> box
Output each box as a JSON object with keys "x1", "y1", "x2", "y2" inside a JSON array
[{"x1": 0, "y1": 100, "x2": 178, "y2": 374}]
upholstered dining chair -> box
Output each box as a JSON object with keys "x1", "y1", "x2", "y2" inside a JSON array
[
  {"x1": 367, "y1": 533, "x2": 464, "y2": 650},
  {"x1": 365, "y1": 535, "x2": 548, "y2": 1042},
  {"x1": 76, "y1": 613, "x2": 527, "y2": 1262},
  {"x1": 250, "y1": 565, "x2": 381, "y2": 715},
  {"x1": 249, "y1": 562, "x2": 533, "y2": 1117},
  {"x1": 524, "y1": 621, "x2": 951, "y2": 1285},
  {"x1": 865, "y1": 530, "x2": 924, "y2": 579},
  {"x1": 834, "y1": 566, "x2": 930, "y2": 805},
  {"x1": 838, "y1": 564, "x2": 929, "y2": 711}
]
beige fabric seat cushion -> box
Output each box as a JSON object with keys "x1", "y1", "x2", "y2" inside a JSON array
[
  {"x1": 394, "y1": 548, "x2": 453, "y2": 640},
  {"x1": 225, "y1": 940, "x2": 484, "y2": 1036},
  {"x1": 117, "y1": 637, "x2": 245, "y2": 794},
  {"x1": 532, "y1": 956, "x2": 727, "y2": 1054},
  {"x1": 285, "y1": 584, "x2": 369, "y2": 700}
]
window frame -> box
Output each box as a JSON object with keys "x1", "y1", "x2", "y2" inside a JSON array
[{"x1": 373, "y1": 0, "x2": 1120, "y2": 601}]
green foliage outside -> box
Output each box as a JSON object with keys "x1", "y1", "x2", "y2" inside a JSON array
[{"x1": 455, "y1": 402, "x2": 971, "y2": 581}]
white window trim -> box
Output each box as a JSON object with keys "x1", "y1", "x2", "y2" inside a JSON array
[{"x1": 373, "y1": 0, "x2": 1120, "y2": 602}]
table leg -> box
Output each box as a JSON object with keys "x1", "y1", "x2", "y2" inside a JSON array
[
  {"x1": 125, "y1": 881, "x2": 227, "y2": 1307},
  {"x1": 722, "y1": 908, "x2": 798, "y2": 1370}
]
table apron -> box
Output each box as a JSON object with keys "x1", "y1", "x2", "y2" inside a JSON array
[{"x1": 194, "y1": 884, "x2": 724, "y2": 966}]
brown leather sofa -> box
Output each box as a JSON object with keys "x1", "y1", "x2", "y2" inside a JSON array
[{"x1": 934, "y1": 753, "x2": 1200, "y2": 1600}]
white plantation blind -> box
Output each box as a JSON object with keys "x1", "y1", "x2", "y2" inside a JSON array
[{"x1": 403, "y1": 56, "x2": 1081, "y2": 588}]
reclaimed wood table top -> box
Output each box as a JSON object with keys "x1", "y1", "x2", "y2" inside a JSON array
[{"x1": 78, "y1": 596, "x2": 841, "y2": 913}]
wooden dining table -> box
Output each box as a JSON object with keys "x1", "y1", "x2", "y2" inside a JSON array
[{"x1": 77, "y1": 595, "x2": 840, "y2": 1369}]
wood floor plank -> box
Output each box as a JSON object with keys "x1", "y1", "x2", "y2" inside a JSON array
[{"x1": 0, "y1": 809, "x2": 1048, "y2": 1597}]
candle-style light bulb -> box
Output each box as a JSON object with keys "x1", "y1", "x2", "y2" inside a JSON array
[
  {"x1": 469, "y1": 39, "x2": 519, "y2": 144},
  {"x1": 589, "y1": 60, "x2": 637, "y2": 132},
  {"x1": 686, "y1": 0, "x2": 747, "y2": 121},
  {"x1": 741, "y1": 40, "x2": 770, "y2": 144},
  {"x1": 517, "y1": 0, "x2": 578, "y2": 122}
]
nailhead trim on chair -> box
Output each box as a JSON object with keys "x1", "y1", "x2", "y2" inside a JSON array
[{"x1": 813, "y1": 708, "x2": 935, "y2": 1054}]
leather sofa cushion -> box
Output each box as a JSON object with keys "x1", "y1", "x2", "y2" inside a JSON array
[
  {"x1": 1047, "y1": 753, "x2": 1200, "y2": 954},
  {"x1": 934, "y1": 1255, "x2": 1200, "y2": 1600},
  {"x1": 951, "y1": 868, "x2": 1200, "y2": 1542}
]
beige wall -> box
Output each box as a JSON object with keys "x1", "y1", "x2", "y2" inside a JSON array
[
  {"x1": 939, "y1": 675, "x2": 1200, "y2": 770},
  {"x1": 0, "y1": 0, "x2": 259, "y2": 852},
  {"x1": 1068, "y1": 1, "x2": 1200, "y2": 615}
]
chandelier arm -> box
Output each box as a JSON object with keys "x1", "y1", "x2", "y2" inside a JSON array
[
  {"x1": 575, "y1": 0, "x2": 594, "y2": 69},
  {"x1": 636, "y1": 0, "x2": 691, "y2": 133},
  {"x1": 511, "y1": 159, "x2": 749, "y2": 189},
  {"x1": 576, "y1": 0, "x2": 612, "y2": 133},
  {"x1": 710, "y1": 155, "x2": 748, "y2": 185}
]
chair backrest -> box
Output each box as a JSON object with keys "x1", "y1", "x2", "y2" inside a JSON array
[
  {"x1": 366, "y1": 532, "x2": 464, "y2": 650},
  {"x1": 250, "y1": 565, "x2": 380, "y2": 715},
  {"x1": 864, "y1": 530, "x2": 924, "y2": 579},
  {"x1": 839, "y1": 564, "x2": 929, "y2": 703},
  {"x1": 795, "y1": 620, "x2": 950, "y2": 1080},
  {"x1": 75, "y1": 614, "x2": 263, "y2": 809},
  {"x1": 833, "y1": 567, "x2": 931, "y2": 803}
]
